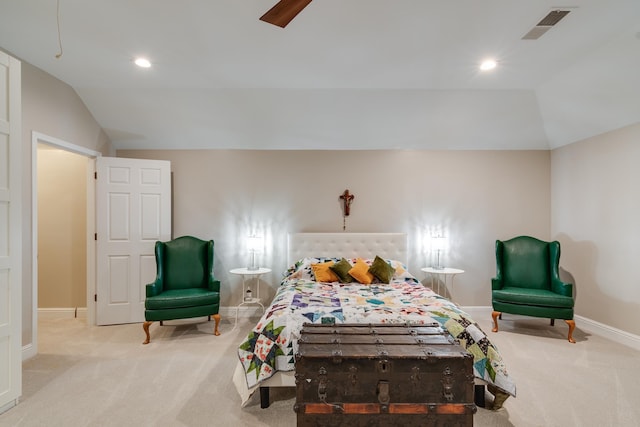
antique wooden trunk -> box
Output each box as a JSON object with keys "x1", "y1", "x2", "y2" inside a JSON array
[{"x1": 294, "y1": 323, "x2": 476, "y2": 427}]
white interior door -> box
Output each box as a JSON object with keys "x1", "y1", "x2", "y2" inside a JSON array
[
  {"x1": 0, "y1": 52, "x2": 22, "y2": 413},
  {"x1": 95, "y1": 157, "x2": 171, "y2": 325}
]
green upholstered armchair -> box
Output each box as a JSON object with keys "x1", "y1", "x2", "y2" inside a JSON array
[
  {"x1": 143, "y1": 236, "x2": 221, "y2": 344},
  {"x1": 491, "y1": 236, "x2": 576, "y2": 343}
]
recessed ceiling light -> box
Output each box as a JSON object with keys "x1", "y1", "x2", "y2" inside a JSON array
[
  {"x1": 480, "y1": 59, "x2": 497, "y2": 71},
  {"x1": 134, "y1": 57, "x2": 151, "y2": 68}
]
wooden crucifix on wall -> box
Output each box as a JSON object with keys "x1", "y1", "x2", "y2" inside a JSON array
[{"x1": 339, "y1": 189, "x2": 354, "y2": 230}]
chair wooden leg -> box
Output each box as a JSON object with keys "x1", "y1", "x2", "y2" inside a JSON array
[
  {"x1": 550, "y1": 319, "x2": 555, "y2": 326},
  {"x1": 143, "y1": 321, "x2": 153, "y2": 345},
  {"x1": 212, "y1": 314, "x2": 221, "y2": 336},
  {"x1": 491, "y1": 311, "x2": 501, "y2": 333},
  {"x1": 565, "y1": 319, "x2": 576, "y2": 343}
]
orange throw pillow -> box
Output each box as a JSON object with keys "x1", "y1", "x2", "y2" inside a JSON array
[
  {"x1": 311, "y1": 261, "x2": 340, "y2": 282},
  {"x1": 348, "y1": 258, "x2": 374, "y2": 284}
]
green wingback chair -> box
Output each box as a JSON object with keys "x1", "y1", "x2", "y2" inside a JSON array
[
  {"x1": 143, "y1": 236, "x2": 221, "y2": 344},
  {"x1": 491, "y1": 236, "x2": 576, "y2": 343}
]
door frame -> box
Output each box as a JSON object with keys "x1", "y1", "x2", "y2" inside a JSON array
[{"x1": 28, "y1": 131, "x2": 101, "y2": 359}]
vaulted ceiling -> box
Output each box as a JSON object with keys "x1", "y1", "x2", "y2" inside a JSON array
[{"x1": 1, "y1": 1, "x2": 639, "y2": 150}]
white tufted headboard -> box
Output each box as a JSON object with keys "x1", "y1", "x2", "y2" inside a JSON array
[{"x1": 287, "y1": 233, "x2": 408, "y2": 267}]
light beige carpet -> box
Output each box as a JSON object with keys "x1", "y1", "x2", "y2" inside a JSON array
[{"x1": 1, "y1": 313, "x2": 639, "y2": 426}]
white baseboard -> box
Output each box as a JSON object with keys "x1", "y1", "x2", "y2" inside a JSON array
[
  {"x1": 38, "y1": 307, "x2": 252, "y2": 322},
  {"x1": 461, "y1": 305, "x2": 640, "y2": 352},
  {"x1": 220, "y1": 305, "x2": 264, "y2": 319},
  {"x1": 22, "y1": 342, "x2": 36, "y2": 361},
  {"x1": 459, "y1": 305, "x2": 492, "y2": 319},
  {"x1": 574, "y1": 314, "x2": 640, "y2": 352},
  {"x1": 0, "y1": 399, "x2": 18, "y2": 416},
  {"x1": 38, "y1": 307, "x2": 87, "y2": 320}
]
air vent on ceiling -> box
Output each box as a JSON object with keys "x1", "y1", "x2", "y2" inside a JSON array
[{"x1": 522, "y1": 9, "x2": 571, "y2": 40}]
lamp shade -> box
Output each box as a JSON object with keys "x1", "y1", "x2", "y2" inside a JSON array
[
  {"x1": 247, "y1": 235, "x2": 263, "y2": 253},
  {"x1": 432, "y1": 236, "x2": 446, "y2": 251}
]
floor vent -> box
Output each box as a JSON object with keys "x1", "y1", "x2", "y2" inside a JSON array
[{"x1": 522, "y1": 9, "x2": 571, "y2": 40}]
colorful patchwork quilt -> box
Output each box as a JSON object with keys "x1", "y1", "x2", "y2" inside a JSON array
[{"x1": 237, "y1": 257, "x2": 516, "y2": 398}]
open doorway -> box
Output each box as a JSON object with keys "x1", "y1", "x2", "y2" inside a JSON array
[
  {"x1": 29, "y1": 132, "x2": 100, "y2": 359},
  {"x1": 37, "y1": 145, "x2": 88, "y2": 315}
]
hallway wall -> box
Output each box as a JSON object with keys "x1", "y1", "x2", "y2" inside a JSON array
[{"x1": 37, "y1": 146, "x2": 87, "y2": 309}]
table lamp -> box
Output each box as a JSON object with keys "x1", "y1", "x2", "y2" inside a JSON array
[
  {"x1": 432, "y1": 235, "x2": 446, "y2": 270},
  {"x1": 247, "y1": 235, "x2": 263, "y2": 270}
]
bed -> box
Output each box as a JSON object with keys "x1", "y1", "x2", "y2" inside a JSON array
[{"x1": 233, "y1": 233, "x2": 516, "y2": 408}]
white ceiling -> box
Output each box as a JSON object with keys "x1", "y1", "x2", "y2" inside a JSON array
[{"x1": 1, "y1": 0, "x2": 639, "y2": 150}]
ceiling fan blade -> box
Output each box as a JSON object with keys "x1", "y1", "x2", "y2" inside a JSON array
[{"x1": 260, "y1": 0, "x2": 312, "y2": 28}]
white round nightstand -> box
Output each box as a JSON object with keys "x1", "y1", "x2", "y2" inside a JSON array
[
  {"x1": 230, "y1": 267, "x2": 270, "y2": 327},
  {"x1": 421, "y1": 267, "x2": 465, "y2": 303}
]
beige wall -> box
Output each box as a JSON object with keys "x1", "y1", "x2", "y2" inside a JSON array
[
  {"x1": 37, "y1": 147, "x2": 88, "y2": 308},
  {"x1": 551, "y1": 122, "x2": 640, "y2": 336},
  {"x1": 16, "y1": 53, "x2": 639, "y2": 345},
  {"x1": 119, "y1": 149, "x2": 551, "y2": 308},
  {"x1": 21, "y1": 61, "x2": 113, "y2": 345}
]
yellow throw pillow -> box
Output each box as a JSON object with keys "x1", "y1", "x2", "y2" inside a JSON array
[
  {"x1": 311, "y1": 261, "x2": 340, "y2": 282},
  {"x1": 348, "y1": 258, "x2": 374, "y2": 285}
]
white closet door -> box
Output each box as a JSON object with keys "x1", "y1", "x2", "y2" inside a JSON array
[{"x1": 0, "y1": 52, "x2": 22, "y2": 414}]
